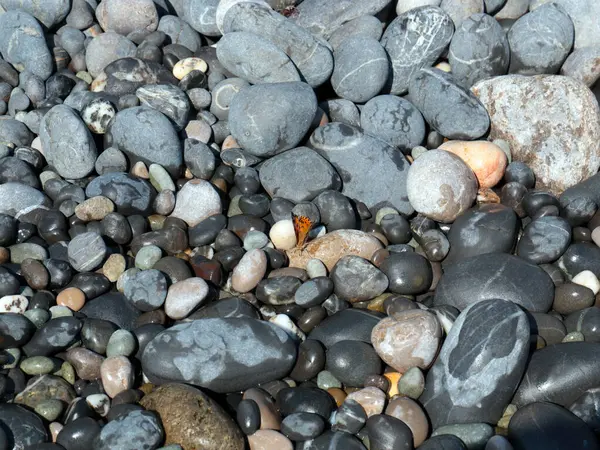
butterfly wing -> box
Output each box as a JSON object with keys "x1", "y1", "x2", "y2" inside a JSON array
[{"x1": 292, "y1": 214, "x2": 313, "y2": 248}]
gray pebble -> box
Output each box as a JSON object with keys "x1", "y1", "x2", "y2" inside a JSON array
[
  {"x1": 158, "y1": 15, "x2": 202, "y2": 52},
  {"x1": 136, "y1": 84, "x2": 190, "y2": 131},
  {"x1": 124, "y1": 269, "x2": 168, "y2": 311},
  {"x1": 68, "y1": 232, "x2": 107, "y2": 272},
  {"x1": 327, "y1": 15, "x2": 383, "y2": 50},
  {"x1": 94, "y1": 410, "x2": 164, "y2": 450},
  {"x1": 85, "y1": 32, "x2": 137, "y2": 78},
  {"x1": 210, "y1": 77, "x2": 249, "y2": 121},
  {"x1": 95, "y1": 147, "x2": 128, "y2": 174}
]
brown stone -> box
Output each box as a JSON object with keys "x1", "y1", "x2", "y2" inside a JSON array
[
  {"x1": 248, "y1": 430, "x2": 293, "y2": 450},
  {"x1": 56, "y1": 287, "x2": 86, "y2": 311},
  {"x1": 100, "y1": 356, "x2": 134, "y2": 398},
  {"x1": 386, "y1": 396, "x2": 429, "y2": 447},
  {"x1": 0, "y1": 247, "x2": 8, "y2": 264},
  {"x1": 243, "y1": 388, "x2": 281, "y2": 430},
  {"x1": 21, "y1": 258, "x2": 49, "y2": 290},
  {"x1": 287, "y1": 230, "x2": 383, "y2": 271},
  {"x1": 327, "y1": 387, "x2": 347, "y2": 407},
  {"x1": 268, "y1": 267, "x2": 308, "y2": 281},
  {"x1": 140, "y1": 383, "x2": 244, "y2": 450},
  {"x1": 75, "y1": 196, "x2": 114, "y2": 221},
  {"x1": 345, "y1": 387, "x2": 386, "y2": 417},
  {"x1": 66, "y1": 348, "x2": 105, "y2": 381}
]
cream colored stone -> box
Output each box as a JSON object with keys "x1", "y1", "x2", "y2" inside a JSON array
[
  {"x1": 173, "y1": 57, "x2": 208, "y2": 80},
  {"x1": 269, "y1": 220, "x2": 296, "y2": 251},
  {"x1": 439, "y1": 140, "x2": 508, "y2": 188},
  {"x1": 248, "y1": 430, "x2": 293, "y2": 450}
]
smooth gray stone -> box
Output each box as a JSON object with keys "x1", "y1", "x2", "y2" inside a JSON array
[
  {"x1": 432, "y1": 423, "x2": 493, "y2": 450},
  {"x1": 291, "y1": 0, "x2": 392, "y2": 39},
  {"x1": 93, "y1": 410, "x2": 164, "y2": 450},
  {"x1": 508, "y1": 3, "x2": 574, "y2": 75},
  {"x1": 0, "y1": 313, "x2": 36, "y2": 349},
  {"x1": 80, "y1": 293, "x2": 142, "y2": 331},
  {"x1": 309, "y1": 309, "x2": 384, "y2": 348},
  {"x1": 259, "y1": 147, "x2": 341, "y2": 203},
  {"x1": 513, "y1": 342, "x2": 600, "y2": 407},
  {"x1": 421, "y1": 299, "x2": 529, "y2": 428},
  {"x1": 22, "y1": 317, "x2": 82, "y2": 356},
  {"x1": 0, "y1": 0, "x2": 70, "y2": 28},
  {"x1": 516, "y1": 216, "x2": 571, "y2": 264},
  {"x1": 209, "y1": 77, "x2": 249, "y2": 121},
  {"x1": 381, "y1": 6, "x2": 454, "y2": 95},
  {"x1": 106, "y1": 106, "x2": 183, "y2": 177},
  {"x1": 528, "y1": 312, "x2": 567, "y2": 345},
  {"x1": 569, "y1": 387, "x2": 600, "y2": 433},
  {"x1": 229, "y1": 82, "x2": 317, "y2": 157},
  {"x1": 157, "y1": 15, "x2": 202, "y2": 52},
  {"x1": 223, "y1": 2, "x2": 333, "y2": 87},
  {"x1": 0, "y1": 182, "x2": 49, "y2": 217},
  {"x1": 558, "y1": 243, "x2": 600, "y2": 278},
  {"x1": 183, "y1": 0, "x2": 220, "y2": 37},
  {"x1": 561, "y1": 46, "x2": 600, "y2": 87},
  {"x1": 434, "y1": 253, "x2": 554, "y2": 312},
  {"x1": 142, "y1": 318, "x2": 297, "y2": 393},
  {"x1": 39, "y1": 105, "x2": 98, "y2": 179},
  {"x1": 319, "y1": 99, "x2": 360, "y2": 127},
  {"x1": 328, "y1": 15, "x2": 384, "y2": 50},
  {"x1": 58, "y1": 26, "x2": 86, "y2": 57},
  {"x1": 360, "y1": 95, "x2": 425, "y2": 152},
  {"x1": 508, "y1": 402, "x2": 599, "y2": 450},
  {"x1": 85, "y1": 172, "x2": 156, "y2": 216},
  {"x1": 216, "y1": 31, "x2": 300, "y2": 84},
  {"x1": 449, "y1": 13, "x2": 510, "y2": 88},
  {"x1": 0, "y1": 157, "x2": 39, "y2": 188},
  {"x1": 308, "y1": 123, "x2": 413, "y2": 215},
  {"x1": 0, "y1": 10, "x2": 53, "y2": 80},
  {"x1": 85, "y1": 32, "x2": 137, "y2": 78},
  {"x1": 408, "y1": 68, "x2": 490, "y2": 140},
  {"x1": 331, "y1": 37, "x2": 389, "y2": 103},
  {"x1": 565, "y1": 307, "x2": 600, "y2": 343},
  {"x1": 444, "y1": 204, "x2": 519, "y2": 266},
  {"x1": 0, "y1": 117, "x2": 34, "y2": 147},
  {"x1": 0, "y1": 404, "x2": 48, "y2": 449},
  {"x1": 331, "y1": 256, "x2": 389, "y2": 302},
  {"x1": 183, "y1": 139, "x2": 216, "y2": 180},
  {"x1": 366, "y1": 414, "x2": 414, "y2": 450},
  {"x1": 419, "y1": 435, "x2": 467, "y2": 450},
  {"x1": 136, "y1": 84, "x2": 190, "y2": 131},
  {"x1": 68, "y1": 232, "x2": 107, "y2": 272}
]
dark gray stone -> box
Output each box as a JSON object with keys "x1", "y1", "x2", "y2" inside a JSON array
[
  {"x1": 259, "y1": 147, "x2": 341, "y2": 203},
  {"x1": 281, "y1": 412, "x2": 325, "y2": 441},
  {"x1": 184, "y1": 0, "x2": 220, "y2": 37},
  {"x1": 565, "y1": 307, "x2": 600, "y2": 343},
  {"x1": 569, "y1": 387, "x2": 600, "y2": 433},
  {"x1": 558, "y1": 243, "x2": 600, "y2": 278},
  {"x1": 0, "y1": 404, "x2": 48, "y2": 449},
  {"x1": 106, "y1": 106, "x2": 183, "y2": 177},
  {"x1": 379, "y1": 252, "x2": 433, "y2": 294},
  {"x1": 313, "y1": 191, "x2": 357, "y2": 231},
  {"x1": 418, "y1": 435, "x2": 466, "y2": 450},
  {"x1": 508, "y1": 402, "x2": 599, "y2": 450},
  {"x1": 39, "y1": 105, "x2": 98, "y2": 179},
  {"x1": 0, "y1": 182, "x2": 49, "y2": 217},
  {"x1": 444, "y1": 204, "x2": 519, "y2": 266},
  {"x1": 80, "y1": 293, "x2": 142, "y2": 331},
  {"x1": 309, "y1": 308, "x2": 384, "y2": 348},
  {"x1": 366, "y1": 414, "x2": 413, "y2": 450},
  {"x1": 158, "y1": 15, "x2": 202, "y2": 52},
  {"x1": 223, "y1": 2, "x2": 333, "y2": 88},
  {"x1": 408, "y1": 68, "x2": 490, "y2": 139},
  {"x1": 216, "y1": 31, "x2": 300, "y2": 84},
  {"x1": 102, "y1": 57, "x2": 177, "y2": 97},
  {"x1": 22, "y1": 317, "x2": 82, "y2": 356},
  {"x1": 183, "y1": 139, "x2": 216, "y2": 180},
  {"x1": 0, "y1": 10, "x2": 53, "y2": 80},
  {"x1": 229, "y1": 82, "x2": 317, "y2": 157},
  {"x1": 85, "y1": 172, "x2": 156, "y2": 216},
  {"x1": 0, "y1": 156, "x2": 39, "y2": 189},
  {"x1": 308, "y1": 123, "x2": 413, "y2": 215},
  {"x1": 124, "y1": 269, "x2": 168, "y2": 311},
  {"x1": 142, "y1": 318, "x2": 297, "y2": 393},
  {"x1": 513, "y1": 342, "x2": 600, "y2": 407},
  {"x1": 331, "y1": 37, "x2": 388, "y2": 103},
  {"x1": 331, "y1": 256, "x2": 388, "y2": 302},
  {"x1": 256, "y1": 276, "x2": 302, "y2": 306},
  {"x1": 136, "y1": 84, "x2": 190, "y2": 131},
  {"x1": 0, "y1": 117, "x2": 34, "y2": 147},
  {"x1": 508, "y1": 3, "x2": 574, "y2": 75},
  {"x1": 326, "y1": 340, "x2": 382, "y2": 387},
  {"x1": 449, "y1": 13, "x2": 510, "y2": 88},
  {"x1": 381, "y1": 6, "x2": 454, "y2": 95},
  {"x1": 528, "y1": 312, "x2": 567, "y2": 345},
  {"x1": 434, "y1": 253, "x2": 554, "y2": 312},
  {"x1": 360, "y1": 95, "x2": 425, "y2": 152},
  {"x1": 517, "y1": 216, "x2": 571, "y2": 264},
  {"x1": 0, "y1": 313, "x2": 36, "y2": 349},
  {"x1": 421, "y1": 299, "x2": 529, "y2": 428},
  {"x1": 93, "y1": 410, "x2": 164, "y2": 450}
]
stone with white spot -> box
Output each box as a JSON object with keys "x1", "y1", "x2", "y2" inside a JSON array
[
  {"x1": 572, "y1": 270, "x2": 600, "y2": 295},
  {"x1": 270, "y1": 314, "x2": 306, "y2": 342},
  {"x1": 420, "y1": 299, "x2": 530, "y2": 428},
  {"x1": 165, "y1": 277, "x2": 210, "y2": 320},
  {"x1": 0, "y1": 295, "x2": 28, "y2": 313},
  {"x1": 86, "y1": 393, "x2": 110, "y2": 417},
  {"x1": 141, "y1": 317, "x2": 297, "y2": 393}
]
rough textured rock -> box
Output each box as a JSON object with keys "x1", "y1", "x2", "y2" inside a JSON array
[
  {"x1": 0, "y1": 0, "x2": 70, "y2": 28},
  {"x1": 472, "y1": 75, "x2": 600, "y2": 194}
]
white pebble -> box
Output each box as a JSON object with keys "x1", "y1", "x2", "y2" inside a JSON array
[
  {"x1": 269, "y1": 219, "x2": 296, "y2": 250},
  {"x1": 572, "y1": 270, "x2": 600, "y2": 294},
  {"x1": 0, "y1": 295, "x2": 28, "y2": 313},
  {"x1": 86, "y1": 393, "x2": 110, "y2": 417},
  {"x1": 270, "y1": 314, "x2": 306, "y2": 342}
]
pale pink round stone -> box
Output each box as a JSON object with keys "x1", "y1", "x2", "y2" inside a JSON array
[
  {"x1": 231, "y1": 249, "x2": 267, "y2": 293},
  {"x1": 100, "y1": 356, "x2": 134, "y2": 398}
]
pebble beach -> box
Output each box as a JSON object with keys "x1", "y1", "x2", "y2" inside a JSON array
[{"x1": 0, "y1": 0, "x2": 600, "y2": 449}]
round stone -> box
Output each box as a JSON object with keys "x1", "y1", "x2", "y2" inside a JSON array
[
  {"x1": 100, "y1": 356, "x2": 134, "y2": 398},
  {"x1": 68, "y1": 232, "x2": 107, "y2": 272},
  {"x1": 325, "y1": 340, "x2": 382, "y2": 387},
  {"x1": 164, "y1": 277, "x2": 210, "y2": 320},
  {"x1": 57, "y1": 287, "x2": 86, "y2": 312}
]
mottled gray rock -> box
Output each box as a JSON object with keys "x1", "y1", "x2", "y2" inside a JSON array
[
  {"x1": 106, "y1": 106, "x2": 183, "y2": 177},
  {"x1": 0, "y1": 117, "x2": 34, "y2": 147},
  {"x1": 259, "y1": 147, "x2": 341, "y2": 203},
  {"x1": 136, "y1": 84, "x2": 190, "y2": 131},
  {"x1": 85, "y1": 32, "x2": 137, "y2": 78},
  {"x1": 440, "y1": 0, "x2": 484, "y2": 27},
  {"x1": 530, "y1": 0, "x2": 600, "y2": 49},
  {"x1": 0, "y1": 404, "x2": 48, "y2": 449},
  {"x1": 434, "y1": 253, "x2": 555, "y2": 312},
  {"x1": 309, "y1": 123, "x2": 413, "y2": 215},
  {"x1": 66, "y1": 0, "x2": 95, "y2": 29},
  {"x1": 381, "y1": 6, "x2": 454, "y2": 95},
  {"x1": 58, "y1": 27, "x2": 86, "y2": 58},
  {"x1": 331, "y1": 37, "x2": 388, "y2": 103},
  {"x1": 94, "y1": 410, "x2": 164, "y2": 450},
  {"x1": 331, "y1": 256, "x2": 389, "y2": 302},
  {"x1": 223, "y1": 2, "x2": 333, "y2": 87},
  {"x1": 409, "y1": 68, "x2": 490, "y2": 139},
  {"x1": 508, "y1": 3, "x2": 574, "y2": 75},
  {"x1": 183, "y1": 0, "x2": 220, "y2": 37},
  {"x1": 561, "y1": 46, "x2": 600, "y2": 87},
  {"x1": 68, "y1": 232, "x2": 107, "y2": 272},
  {"x1": 0, "y1": 313, "x2": 36, "y2": 348},
  {"x1": 96, "y1": 0, "x2": 159, "y2": 35},
  {"x1": 124, "y1": 269, "x2": 168, "y2": 312},
  {"x1": 0, "y1": 156, "x2": 39, "y2": 188},
  {"x1": 158, "y1": 15, "x2": 202, "y2": 52},
  {"x1": 319, "y1": 99, "x2": 360, "y2": 127},
  {"x1": 0, "y1": 11, "x2": 53, "y2": 80},
  {"x1": 229, "y1": 82, "x2": 317, "y2": 157},
  {"x1": 569, "y1": 387, "x2": 600, "y2": 432},
  {"x1": 449, "y1": 13, "x2": 510, "y2": 88},
  {"x1": 360, "y1": 95, "x2": 425, "y2": 152},
  {"x1": 0, "y1": 0, "x2": 70, "y2": 28},
  {"x1": 513, "y1": 342, "x2": 600, "y2": 408},
  {"x1": 517, "y1": 216, "x2": 572, "y2": 264},
  {"x1": 407, "y1": 150, "x2": 477, "y2": 222},
  {"x1": 86, "y1": 172, "x2": 156, "y2": 216},
  {"x1": 292, "y1": 0, "x2": 392, "y2": 39},
  {"x1": 142, "y1": 318, "x2": 297, "y2": 393},
  {"x1": 97, "y1": 58, "x2": 177, "y2": 97},
  {"x1": 472, "y1": 75, "x2": 600, "y2": 194},
  {"x1": 421, "y1": 299, "x2": 529, "y2": 428},
  {"x1": 0, "y1": 182, "x2": 48, "y2": 217},
  {"x1": 216, "y1": 31, "x2": 300, "y2": 84},
  {"x1": 328, "y1": 15, "x2": 383, "y2": 51},
  {"x1": 39, "y1": 105, "x2": 98, "y2": 179}
]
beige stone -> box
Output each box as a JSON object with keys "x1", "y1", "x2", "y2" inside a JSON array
[
  {"x1": 100, "y1": 356, "x2": 134, "y2": 398},
  {"x1": 439, "y1": 140, "x2": 507, "y2": 188},
  {"x1": 345, "y1": 386, "x2": 386, "y2": 417},
  {"x1": 287, "y1": 230, "x2": 383, "y2": 271},
  {"x1": 231, "y1": 249, "x2": 267, "y2": 293},
  {"x1": 269, "y1": 220, "x2": 296, "y2": 251},
  {"x1": 248, "y1": 430, "x2": 293, "y2": 450},
  {"x1": 102, "y1": 254, "x2": 126, "y2": 282},
  {"x1": 173, "y1": 57, "x2": 208, "y2": 80}
]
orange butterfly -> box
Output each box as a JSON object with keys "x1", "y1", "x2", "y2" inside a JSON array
[{"x1": 292, "y1": 214, "x2": 314, "y2": 248}]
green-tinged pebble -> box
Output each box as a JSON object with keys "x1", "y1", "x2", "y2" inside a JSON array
[
  {"x1": 21, "y1": 356, "x2": 56, "y2": 375},
  {"x1": 106, "y1": 330, "x2": 137, "y2": 357},
  {"x1": 317, "y1": 370, "x2": 342, "y2": 390},
  {"x1": 35, "y1": 399, "x2": 65, "y2": 421}
]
